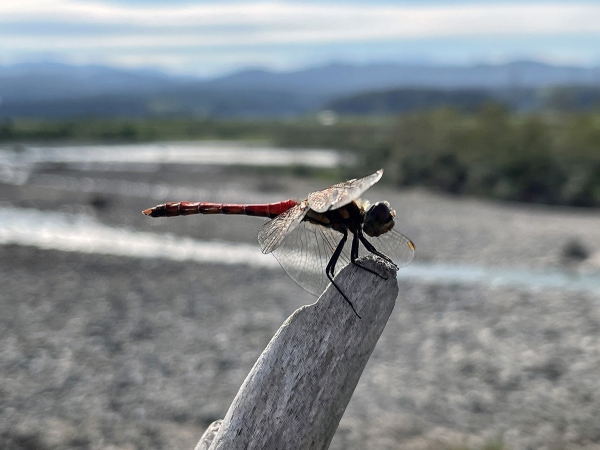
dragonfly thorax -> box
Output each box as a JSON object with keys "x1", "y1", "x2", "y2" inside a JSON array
[{"x1": 362, "y1": 201, "x2": 396, "y2": 237}]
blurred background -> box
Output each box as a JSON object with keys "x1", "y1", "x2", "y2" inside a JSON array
[{"x1": 1, "y1": 1, "x2": 600, "y2": 449}]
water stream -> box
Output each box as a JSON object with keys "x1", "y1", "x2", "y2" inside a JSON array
[
  {"x1": 0, "y1": 142, "x2": 343, "y2": 185},
  {"x1": 2, "y1": 206, "x2": 599, "y2": 295}
]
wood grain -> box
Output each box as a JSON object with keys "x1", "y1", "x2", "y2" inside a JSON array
[{"x1": 196, "y1": 256, "x2": 399, "y2": 450}]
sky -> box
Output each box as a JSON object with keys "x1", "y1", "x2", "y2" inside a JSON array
[{"x1": 1, "y1": 0, "x2": 600, "y2": 77}]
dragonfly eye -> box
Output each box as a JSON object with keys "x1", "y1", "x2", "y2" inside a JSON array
[{"x1": 363, "y1": 202, "x2": 395, "y2": 237}]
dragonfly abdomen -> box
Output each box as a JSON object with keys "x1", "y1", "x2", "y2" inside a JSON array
[{"x1": 143, "y1": 200, "x2": 298, "y2": 218}]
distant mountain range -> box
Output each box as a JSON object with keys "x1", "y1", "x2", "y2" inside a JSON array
[{"x1": 1, "y1": 61, "x2": 599, "y2": 118}]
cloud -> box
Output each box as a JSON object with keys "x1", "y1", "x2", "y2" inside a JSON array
[
  {"x1": 1, "y1": 1, "x2": 599, "y2": 72},
  {"x1": 2, "y1": 2, "x2": 600, "y2": 39}
]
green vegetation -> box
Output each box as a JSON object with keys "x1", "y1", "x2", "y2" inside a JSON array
[
  {"x1": 383, "y1": 106, "x2": 600, "y2": 207},
  {"x1": 327, "y1": 88, "x2": 496, "y2": 115},
  {"x1": 275, "y1": 107, "x2": 600, "y2": 207},
  {"x1": 2, "y1": 106, "x2": 600, "y2": 207},
  {"x1": 0, "y1": 117, "x2": 279, "y2": 142}
]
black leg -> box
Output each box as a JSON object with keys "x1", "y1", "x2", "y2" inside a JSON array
[
  {"x1": 358, "y1": 230, "x2": 399, "y2": 270},
  {"x1": 326, "y1": 230, "x2": 361, "y2": 319},
  {"x1": 350, "y1": 231, "x2": 388, "y2": 280}
]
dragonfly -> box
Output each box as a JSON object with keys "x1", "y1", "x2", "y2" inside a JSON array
[{"x1": 142, "y1": 169, "x2": 414, "y2": 318}]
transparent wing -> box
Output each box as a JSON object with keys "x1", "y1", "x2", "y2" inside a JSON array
[
  {"x1": 307, "y1": 169, "x2": 383, "y2": 213},
  {"x1": 359, "y1": 228, "x2": 415, "y2": 268},
  {"x1": 271, "y1": 222, "x2": 414, "y2": 298},
  {"x1": 271, "y1": 222, "x2": 352, "y2": 297},
  {"x1": 258, "y1": 202, "x2": 309, "y2": 254}
]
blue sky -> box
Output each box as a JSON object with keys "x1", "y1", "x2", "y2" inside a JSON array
[{"x1": 1, "y1": 1, "x2": 599, "y2": 77}]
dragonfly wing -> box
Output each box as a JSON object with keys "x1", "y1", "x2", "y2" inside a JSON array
[
  {"x1": 271, "y1": 222, "x2": 352, "y2": 297},
  {"x1": 360, "y1": 228, "x2": 415, "y2": 268},
  {"x1": 307, "y1": 169, "x2": 383, "y2": 213},
  {"x1": 271, "y1": 223, "x2": 414, "y2": 298},
  {"x1": 258, "y1": 202, "x2": 309, "y2": 254}
]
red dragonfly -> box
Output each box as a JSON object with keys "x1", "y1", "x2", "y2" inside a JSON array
[{"x1": 143, "y1": 169, "x2": 414, "y2": 317}]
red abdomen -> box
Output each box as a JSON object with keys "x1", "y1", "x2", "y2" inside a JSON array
[{"x1": 143, "y1": 199, "x2": 298, "y2": 218}]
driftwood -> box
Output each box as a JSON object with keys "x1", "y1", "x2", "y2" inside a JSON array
[{"x1": 195, "y1": 256, "x2": 399, "y2": 450}]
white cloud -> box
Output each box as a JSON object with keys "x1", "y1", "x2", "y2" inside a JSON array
[
  {"x1": 1, "y1": 1, "x2": 599, "y2": 72},
  {"x1": 2, "y1": 2, "x2": 600, "y2": 37}
]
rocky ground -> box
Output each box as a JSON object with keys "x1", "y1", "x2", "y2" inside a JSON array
[{"x1": 1, "y1": 157, "x2": 600, "y2": 449}]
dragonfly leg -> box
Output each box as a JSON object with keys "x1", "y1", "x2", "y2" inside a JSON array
[
  {"x1": 358, "y1": 230, "x2": 399, "y2": 270},
  {"x1": 326, "y1": 230, "x2": 361, "y2": 319},
  {"x1": 350, "y1": 231, "x2": 389, "y2": 280}
]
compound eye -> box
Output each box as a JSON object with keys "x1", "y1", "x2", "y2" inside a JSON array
[
  {"x1": 366, "y1": 202, "x2": 391, "y2": 223},
  {"x1": 363, "y1": 201, "x2": 395, "y2": 237}
]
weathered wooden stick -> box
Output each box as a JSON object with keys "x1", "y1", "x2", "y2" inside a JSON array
[
  {"x1": 195, "y1": 420, "x2": 222, "y2": 450},
  {"x1": 195, "y1": 256, "x2": 399, "y2": 450}
]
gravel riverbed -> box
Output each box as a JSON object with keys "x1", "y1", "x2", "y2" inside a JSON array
[{"x1": 1, "y1": 161, "x2": 600, "y2": 450}]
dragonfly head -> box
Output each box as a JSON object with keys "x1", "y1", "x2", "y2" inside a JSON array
[{"x1": 363, "y1": 201, "x2": 396, "y2": 237}]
